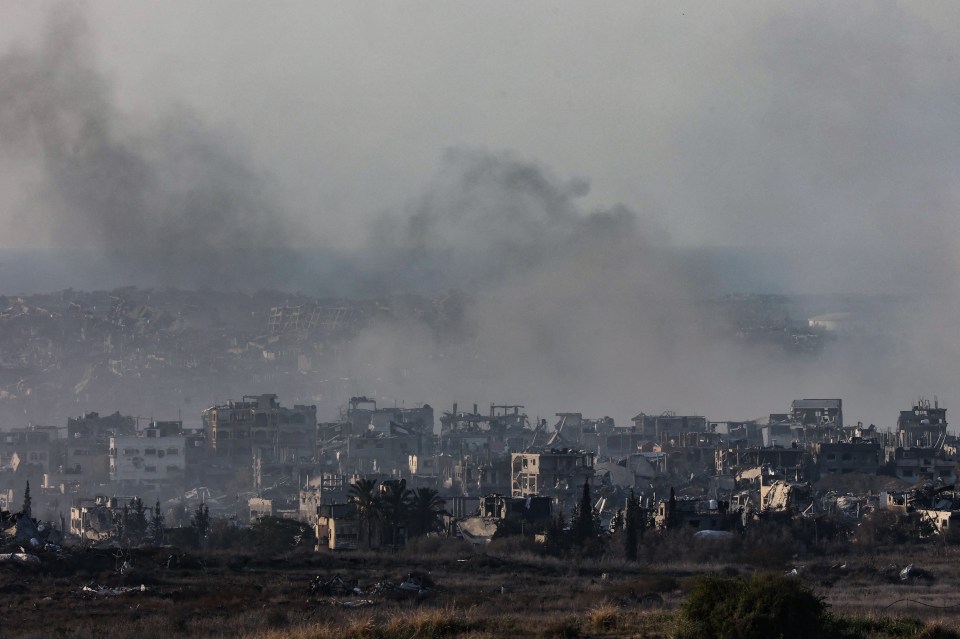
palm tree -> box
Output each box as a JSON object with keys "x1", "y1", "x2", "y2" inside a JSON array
[
  {"x1": 348, "y1": 478, "x2": 379, "y2": 549},
  {"x1": 379, "y1": 479, "x2": 412, "y2": 550},
  {"x1": 409, "y1": 487, "x2": 446, "y2": 538}
]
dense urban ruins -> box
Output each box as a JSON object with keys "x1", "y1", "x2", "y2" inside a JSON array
[
  {"x1": 2, "y1": 286, "x2": 960, "y2": 639},
  {"x1": 0, "y1": 287, "x2": 954, "y2": 554},
  {"x1": 2, "y1": 382, "x2": 957, "y2": 551}
]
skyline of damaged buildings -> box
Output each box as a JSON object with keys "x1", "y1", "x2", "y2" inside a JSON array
[
  {"x1": 0, "y1": 286, "x2": 955, "y2": 549},
  {"x1": 0, "y1": 385, "x2": 956, "y2": 548}
]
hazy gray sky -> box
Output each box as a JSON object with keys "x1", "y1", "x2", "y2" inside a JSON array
[
  {"x1": 4, "y1": 2, "x2": 960, "y2": 273},
  {"x1": 3, "y1": 2, "x2": 960, "y2": 427}
]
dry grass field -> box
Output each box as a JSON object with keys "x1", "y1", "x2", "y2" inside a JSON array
[{"x1": 3, "y1": 537, "x2": 960, "y2": 638}]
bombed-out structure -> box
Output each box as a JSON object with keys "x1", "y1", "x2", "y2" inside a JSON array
[{"x1": 0, "y1": 379, "x2": 955, "y2": 552}]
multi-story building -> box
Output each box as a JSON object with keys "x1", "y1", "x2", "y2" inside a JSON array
[
  {"x1": 49, "y1": 412, "x2": 137, "y2": 492},
  {"x1": 343, "y1": 396, "x2": 434, "y2": 437},
  {"x1": 3, "y1": 426, "x2": 58, "y2": 474},
  {"x1": 203, "y1": 394, "x2": 317, "y2": 465},
  {"x1": 631, "y1": 412, "x2": 707, "y2": 444},
  {"x1": 343, "y1": 430, "x2": 424, "y2": 474},
  {"x1": 814, "y1": 441, "x2": 882, "y2": 476},
  {"x1": 511, "y1": 449, "x2": 595, "y2": 508},
  {"x1": 790, "y1": 398, "x2": 843, "y2": 431},
  {"x1": 552, "y1": 413, "x2": 616, "y2": 455},
  {"x1": 898, "y1": 399, "x2": 947, "y2": 448},
  {"x1": 109, "y1": 421, "x2": 187, "y2": 492}
]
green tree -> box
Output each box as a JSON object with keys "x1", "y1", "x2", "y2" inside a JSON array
[
  {"x1": 115, "y1": 503, "x2": 129, "y2": 545},
  {"x1": 21, "y1": 481, "x2": 31, "y2": 518},
  {"x1": 250, "y1": 516, "x2": 314, "y2": 554},
  {"x1": 624, "y1": 490, "x2": 639, "y2": 561},
  {"x1": 348, "y1": 479, "x2": 379, "y2": 549},
  {"x1": 191, "y1": 502, "x2": 210, "y2": 545},
  {"x1": 127, "y1": 497, "x2": 148, "y2": 544},
  {"x1": 408, "y1": 487, "x2": 446, "y2": 537},
  {"x1": 676, "y1": 573, "x2": 829, "y2": 639},
  {"x1": 543, "y1": 509, "x2": 569, "y2": 556},
  {"x1": 572, "y1": 480, "x2": 599, "y2": 547},
  {"x1": 206, "y1": 516, "x2": 248, "y2": 551},
  {"x1": 151, "y1": 500, "x2": 165, "y2": 545},
  {"x1": 380, "y1": 478, "x2": 412, "y2": 550},
  {"x1": 169, "y1": 499, "x2": 188, "y2": 528}
]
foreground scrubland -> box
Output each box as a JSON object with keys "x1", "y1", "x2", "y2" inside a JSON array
[{"x1": 5, "y1": 532, "x2": 960, "y2": 639}]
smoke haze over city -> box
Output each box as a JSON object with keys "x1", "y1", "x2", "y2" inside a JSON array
[{"x1": 1, "y1": 2, "x2": 960, "y2": 429}]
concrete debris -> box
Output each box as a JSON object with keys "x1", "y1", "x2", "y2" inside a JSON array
[
  {"x1": 309, "y1": 574, "x2": 358, "y2": 597},
  {"x1": 399, "y1": 571, "x2": 435, "y2": 593},
  {"x1": 639, "y1": 593, "x2": 665, "y2": 607},
  {"x1": 0, "y1": 553, "x2": 40, "y2": 565},
  {"x1": 309, "y1": 571, "x2": 436, "y2": 601},
  {"x1": 692, "y1": 530, "x2": 735, "y2": 540},
  {"x1": 80, "y1": 583, "x2": 149, "y2": 597},
  {"x1": 882, "y1": 563, "x2": 933, "y2": 584},
  {"x1": 315, "y1": 599, "x2": 376, "y2": 608}
]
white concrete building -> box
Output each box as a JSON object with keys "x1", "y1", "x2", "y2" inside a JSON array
[{"x1": 109, "y1": 425, "x2": 186, "y2": 489}]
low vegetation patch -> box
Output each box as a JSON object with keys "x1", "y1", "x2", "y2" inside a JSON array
[{"x1": 675, "y1": 572, "x2": 830, "y2": 639}]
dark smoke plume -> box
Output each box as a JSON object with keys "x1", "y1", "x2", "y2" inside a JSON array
[
  {"x1": 339, "y1": 147, "x2": 723, "y2": 422},
  {"x1": 364, "y1": 148, "x2": 655, "y2": 293},
  {"x1": 0, "y1": 8, "x2": 301, "y2": 290}
]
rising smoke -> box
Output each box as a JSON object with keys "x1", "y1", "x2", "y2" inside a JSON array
[
  {"x1": 2, "y1": 5, "x2": 960, "y2": 429},
  {"x1": 0, "y1": 7, "x2": 302, "y2": 290}
]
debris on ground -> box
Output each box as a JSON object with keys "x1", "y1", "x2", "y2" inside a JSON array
[
  {"x1": 80, "y1": 583, "x2": 149, "y2": 597},
  {"x1": 309, "y1": 574, "x2": 359, "y2": 597},
  {"x1": 0, "y1": 553, "x2": 40, "y2": 565},
  {"x1": 315, "y1": 599, "x2": 377, "y2": 608},
  {"x1": 899, "y1": 564, "x2": 913, "y2": 581},
  {"x1": 882, "y1": 563, "x2": 933, "y2": 584},
  {"x1": 639, "y1": 592, "x2": 665, "y2": 607},
  {"x1": 399, "y1": 571, "x2": 435, "y2": 593}
]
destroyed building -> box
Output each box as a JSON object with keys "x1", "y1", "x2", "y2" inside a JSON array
[
  {"x1": 343, "y1": 396, "x2": 434, "y2": 438},
  {"x1": 550, "y1": 413, "x2": 616, "y2": 455},
  {"x1": 51, "y1": 412, "x2": 137, "y2": 493},
  {"x1": 631, "y1": 412, "x2": 707, "y2": 445},
  {"x1": 511, "y1": 449, "x2": 595, "y2": 509},
  {"x1": 897, "y1": 398, "x2": 947, "y2": 448},
  {"x1": 883, "y1": 400, "x2": 955, "y2": 484},
  {"x1": 791, "y1": 398, "x2": 844, "y2": 430},
  {"x1": 654, "y1": 495, "x2": 737, "y2": 533},
  {"x1": 814, "y1": 441, "x2": 882, "y2": 477},
  {"x1": 439, "y1": 404, "x2": 536, "y2": 454},
  {"x1": 716, "y1": 446, "x2": 810, "y2": 484},
  {"x1": 299, "y1": 473, "x2": 357, "y2": 524},
  {"x1": 343, "y1": 426, "x2": 428, "y2": 475},
  {"x1": 69, "y1": 495, "x2": 120, "y2": 542},
  {"x1": 203, "y1": 394, "x2": 317, "y2": 469},
  {"x1": 3, "y1": 426, "x2": 57, "y2": 477},
  {"x1": 449, "y1": 455, "x2": 511, "y2": 496},
  {"x1": 315, "y1": 502, "x2": 362, "y2": 550}
]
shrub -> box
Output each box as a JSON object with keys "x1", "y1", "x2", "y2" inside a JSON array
[
  {"x1": 403, "y1": 535, "x2": 472, "y2": 560},
  {"x1": 855, "y1": 510, "x2": 932, "y2": 547},
  {"x1": 249, "y1": 516, "x2": 315, "y2": 554},
  {"x1": 485, "y1": 534, "x2": 541, "y2": 557},
  {"x1": 166, "y1": 526, "x2": 199, "y2": 549},
  {"x1": 585, "y1": 601, "x2": 618, "y2": 631},
  {"x1": 675, "y1": 572, "x2": 829, "y2": 639}
]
